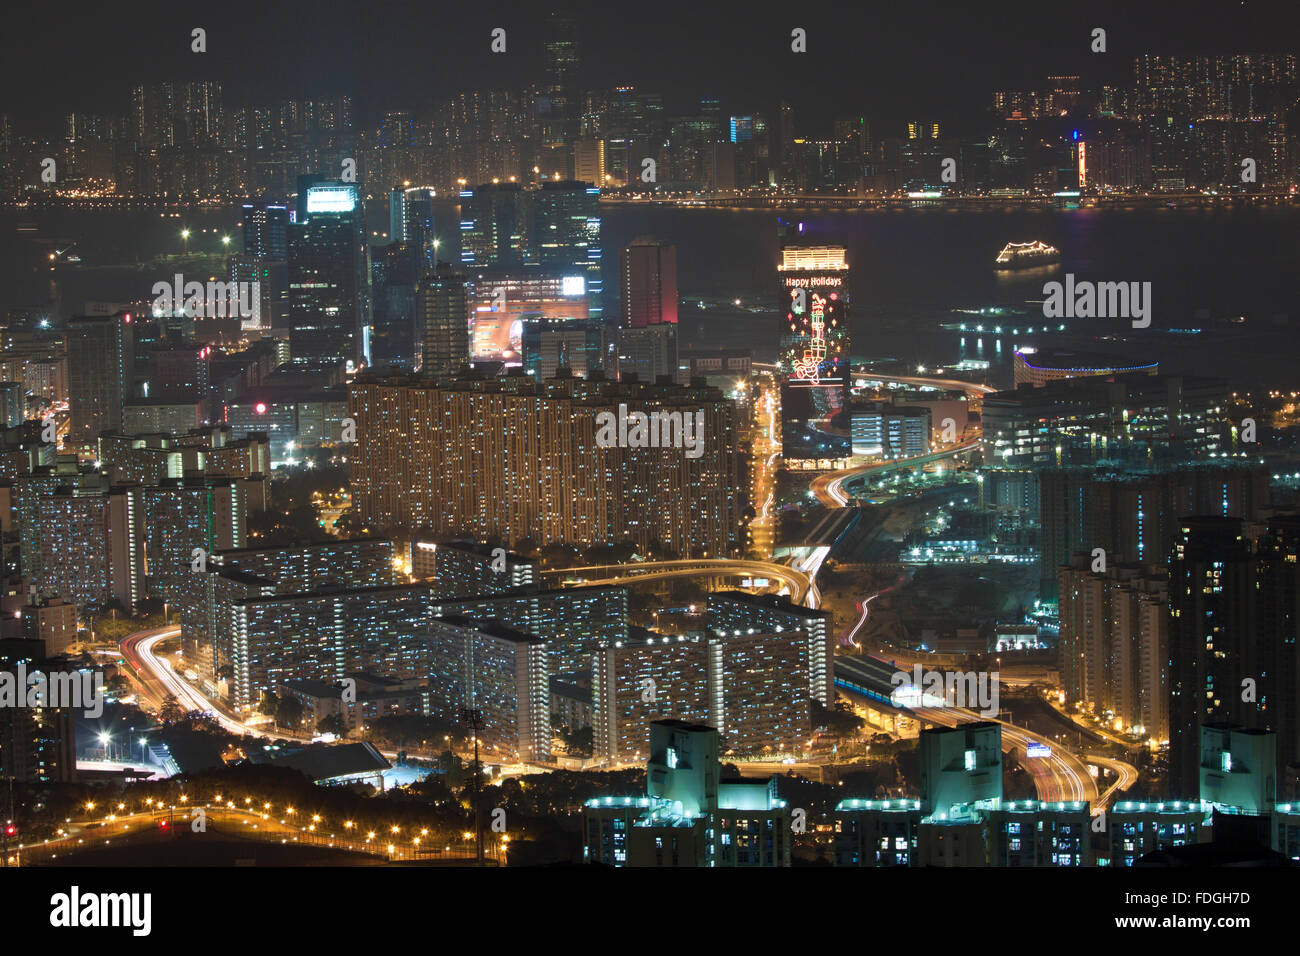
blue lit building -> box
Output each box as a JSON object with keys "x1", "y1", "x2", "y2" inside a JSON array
[{"x1": 583, "y1": 720, "x2": 791, "y2": 866}]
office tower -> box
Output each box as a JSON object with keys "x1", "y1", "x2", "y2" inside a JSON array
[
  {"x1": 777, "y1": 233, "x2": 850, "y2": 461},
  {"x1": 287, "y1": 181, "x2": 371, "y2": 368},
  {"x1": 123, "y1": 398, "x2": 202, "y2": 437},
  {"x1": 620, "y1": 237, "x2": 677, "y2": 328},
  {"x1": 348, "y1": 370, "x2": 745, "y2": 558},
  {"x1": 592, "y1": 632, "x2": 711, "y2": 761},
  {"x1": 616, "y1": 324, "x2": 677, "y2": 382},
  {"x1": 370, "y1": 242, "x2": 423, "y2": 369},
  {"x1": 1167, "y1": 518, "x2": 1259, "y2": 796},
  {"x1": 534, "y1": 181, "x2": 603, "y2": 320},
  {"x1": 459, "y1": 182, "x2": 533, "y2": 269},
  {"x1": 467, "y1": 271, "x2": 590, "y2": 322},
  {"x1": 706, "y1": 591, "x2": 833, "y2": 706},
  {"x1": 541, "y1": 11, "x2": 580, "y2": 144},
  {"x1": 458, "y1": 181, "x2": 602, "y2": 320},
  {"x1": 410, "y1": 537, "x2": 536, "y2": 598},
  {"x1": 241, "y1": 200, "x2": 289, "y2": 259},
  {"x1": 229, "y1": 255, "x2": 277, "y2": 330},
  {"x1": 222, "y1": 384, "x2": 350, "y2": 465},
  {"x1": 388, "y1": 185, "x2": 435, "y2": 265},
  {"x1": 573, "y1": 139, "x2": 606, "y2": 186},
  {"x1": 31, "y1": 483, "x2": 145, "y2": 613},
  {"x1": 918, "y1": 722, "x2": 1003, "y2": 819},
  {"x1": 427, "y1": 616, "x2": 550, "y2": 761},
  {"x1": 142, "y1": 477, "x2": 247, "y2": 605},
  {"x1": 149, "y1": 343, "x2": 211, "y2": 396},
  {"x1": 583, "y1": 720, "x2": 792, "y2": 867},
  {"x1": 417, "y1": 264, "x2": 469, "y2": 376},
  {"x1": 235, "y1": 199, "x2": 288, "y2": 332},
  {"x1": 66, "y1": 313, "x2": 130, "y2": 445},
  {"x1": 1200, "y1": 725, "x2": 1276, "y2": 814},
  {"x1": 1057, "y1": 558, "x2": 1169, "y2": 741}
]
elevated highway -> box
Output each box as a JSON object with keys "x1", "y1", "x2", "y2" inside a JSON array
[{"x1": 541, "y1": 558, "x2": 817, "y2": 607}]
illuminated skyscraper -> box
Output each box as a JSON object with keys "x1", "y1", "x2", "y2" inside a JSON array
[
  {"x1": 776, "y1": 225, "x2": 850, "y2": 461},
  {"x1": 534, "y1": 181, "x2": 603, "y2": 320},
  {"x1": 388, "y1": 185, "x2": 436, "y2": 265},
  {"x1": 621, "y1": 237, "x2": 677, "y2": 328},
  {"x1": 241, "y1": 199, "x2": 289, "y2": 259},
  {"x1": 287, "y1": 181, "x2": 371, "y2": 368},
  {"x1": 459, "y1": 181, "x2": 602, "y2": 320},
  {"x1": 417, "y1": 264, "x2": 470, "y2": 376},
  {"x1": 541, "y1": 11, "x2": 580, "y2": 144},
  {"x1": 459, "y1": 182, "x2": 532, "y2": 269}
]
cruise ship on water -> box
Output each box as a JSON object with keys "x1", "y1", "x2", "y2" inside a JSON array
[{"x1": 994, "y1": 240, "x2": 1060, "y2": 269}]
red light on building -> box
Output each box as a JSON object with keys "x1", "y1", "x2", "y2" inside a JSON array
[{"x1": 255, "y1": 402, "x2": 267, "y2": 414}]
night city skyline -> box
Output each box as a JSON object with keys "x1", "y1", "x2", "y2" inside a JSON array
[{"x1": 0, "y1": 0, "x2": 1298, "y2": 938}]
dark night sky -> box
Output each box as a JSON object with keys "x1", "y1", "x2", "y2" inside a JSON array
[{"x1": 2, "y1": 0, "x2": 1297, "y2": 136}]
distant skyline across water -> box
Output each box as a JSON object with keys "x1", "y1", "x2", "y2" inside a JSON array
[{"x1": 4, "y1": 201, "x2": 1295, "y2": 386}]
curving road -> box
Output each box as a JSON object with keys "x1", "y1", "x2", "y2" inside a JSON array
[
  {"x1": 121, "y1": 626, "x2": 279, "y2": 739},
  {"x1": 911, "y1": 704, "x2": 1099, "y2": 806},
  {"x1": 812, "y1": 438, "x2": 983, "y2": 507},
  {"x1": 545, "y1": 558, "x2": 817, "y2": 607},
  {"x1": 1087, "y1": 754, "x2": 1140, "y2": 809}
]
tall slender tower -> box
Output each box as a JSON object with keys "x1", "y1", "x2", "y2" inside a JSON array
[
  {"x1": 418, "y1": 264, "x2": 470, "y2": 376},
  {"x1": 620, "y1": 237, "x2": 678, "y2": 328}
]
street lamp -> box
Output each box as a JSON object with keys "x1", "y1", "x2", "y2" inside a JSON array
[{"x1": 181, "y1": 229, "x2": 190, "y2": 255}]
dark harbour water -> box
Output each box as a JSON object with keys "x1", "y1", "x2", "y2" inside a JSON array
[
  {"x1": 3, "y1": 202, "x2": 1297, "y2": 388},
  {"x1": 599, "y1": 204, "x2": 1300, "y2": 389}
]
